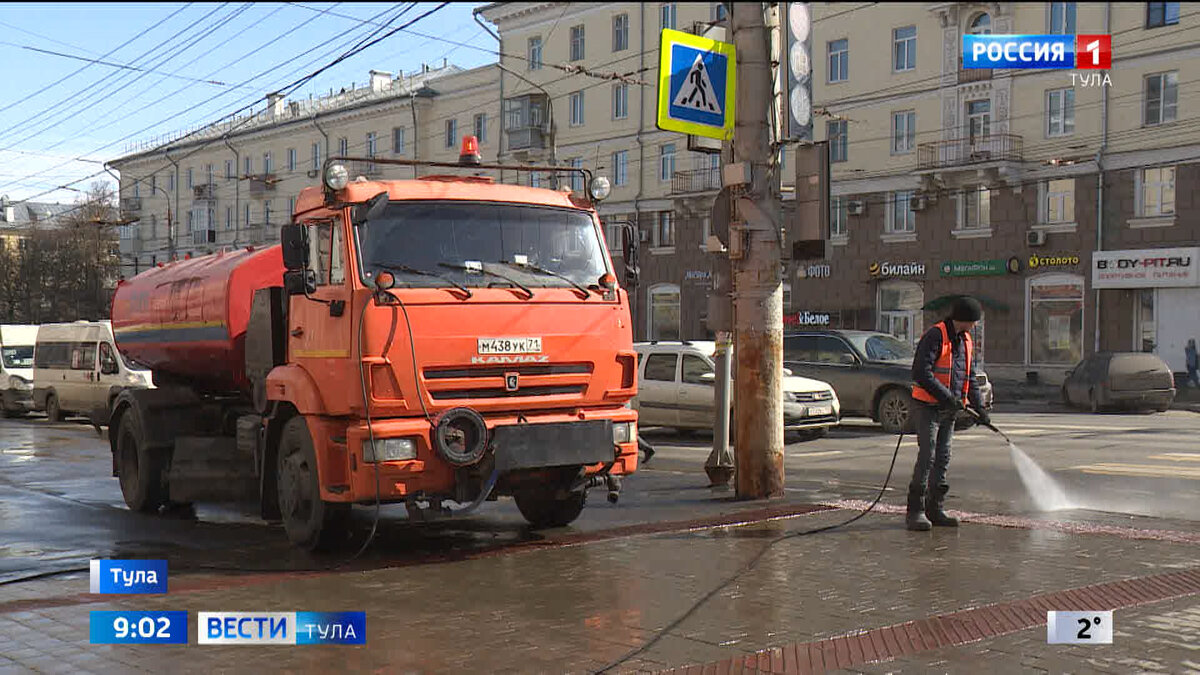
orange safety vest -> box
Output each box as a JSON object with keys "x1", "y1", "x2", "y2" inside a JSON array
[{"x1": 911, "y1": 322, "x2": 972, "y2": 404}]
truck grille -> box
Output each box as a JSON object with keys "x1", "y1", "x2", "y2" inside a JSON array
[
  {"x1": 422, "y1": 363, "x2": 593, "y2": 403},
  {"x1": 791, "y1": 390, "x2": 833, "y2": 403}
]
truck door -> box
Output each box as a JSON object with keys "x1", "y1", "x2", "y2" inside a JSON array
[{"x1": 289, "y1": 217, "x2": 354, "y2": 414}]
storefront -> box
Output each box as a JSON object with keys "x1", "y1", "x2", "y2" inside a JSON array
[
  {"x1": 1093, "y1": 246, "x2": 1200, "y2": 375},
  {"x1": 869, "y1": 261, "x2": 928, "y2": 348}
]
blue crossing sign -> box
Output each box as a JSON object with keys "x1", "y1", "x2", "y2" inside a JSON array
[{"x1": 657, "y1": 28, "x2": 737, "y2": 141}]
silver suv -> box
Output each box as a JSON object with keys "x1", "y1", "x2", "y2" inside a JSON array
[{"x1": 633, "y1": 341, "x2": 841, "y2": 439}]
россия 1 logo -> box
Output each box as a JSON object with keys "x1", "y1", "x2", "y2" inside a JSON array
[{"x1": 962, "y1": 34, "x2": 1112, "y2": 70}]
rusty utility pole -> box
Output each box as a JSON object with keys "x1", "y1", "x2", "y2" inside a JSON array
[{"x1": 730, "y1": 2, "x2": 785, "y2": 499}]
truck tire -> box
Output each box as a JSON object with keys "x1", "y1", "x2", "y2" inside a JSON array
[
  {"x1": 276, "y1": 417, "x2": 350, "y2": 551},
  {"x1": 877, "y1": 388, "x2": 914, "y2": 435},
  {"x1": 114, "y1": 407, "x2": 166, "y2": 513},
  {"x1": 46, "y1": 392, "x2": 64, "y2": 422},
  {"x1": 514, "y1": 488, "x2": 587, "y2": 529}
]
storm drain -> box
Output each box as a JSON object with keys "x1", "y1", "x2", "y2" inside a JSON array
[{"x1": 662, "y1": 567, "x2": 1200, "y2": 675}]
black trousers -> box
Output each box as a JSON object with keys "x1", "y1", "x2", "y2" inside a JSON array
[{"x1": 909, "y1": 401, "x2": 955, "y2": 495}]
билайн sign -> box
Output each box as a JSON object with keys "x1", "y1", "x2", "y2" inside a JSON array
[{"x1": 869, "y1": 261, "x2": 926, "y2": 278}]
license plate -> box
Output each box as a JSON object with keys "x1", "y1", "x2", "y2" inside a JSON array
[
  {"x1": 478, "y1": 337, "x2": 543, "y2": 355},
  {"x1": 807, "y1": 405, "x2": 833, "y2": 416}
]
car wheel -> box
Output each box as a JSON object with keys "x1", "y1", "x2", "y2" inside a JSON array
[
  {"x1": 277, "y1": 416, "x2": 351, "y2": 552},
  {"x1": 46, "y1": 392, "x2": 65, "y2": 421},
  {"x1": 114, "y1": 409, "x2": 166, "y2": 513},
  {"x1": 877, "y1": 389, "x2": 913, "y2": 435},
  {"x1": 514, "y1": 488, "x2": 587, "y2": 529}
]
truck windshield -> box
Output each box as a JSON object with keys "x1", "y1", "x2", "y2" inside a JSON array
[
  {"x1": 357, "y1": 201, "x2": 609, "y2": 291},
  {"x1": 2, "y1": 346, "x2": 34, "y2": 368}
]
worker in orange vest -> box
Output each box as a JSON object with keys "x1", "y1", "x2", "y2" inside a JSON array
[{"x1": 906, "y1": 296, "x2": 989, "y2": 531}]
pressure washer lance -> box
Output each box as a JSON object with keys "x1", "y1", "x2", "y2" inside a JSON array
[{"x1": 967, "y1": 407, "x2": 1014, "y2": 444}]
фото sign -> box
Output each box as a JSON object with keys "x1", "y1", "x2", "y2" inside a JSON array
[
  {"x1": 869, "y1": 261, "x2": 926, "y2": 278},
  {"x1": 1092, "y1": 247, "x2": 1200, "y2": 288},
  {"x1": 940, "y1": 259, "x2": 1009, "y2": 277},
  {"x1": 796, "y1": 263, "x2": 830, "y2": 279}
]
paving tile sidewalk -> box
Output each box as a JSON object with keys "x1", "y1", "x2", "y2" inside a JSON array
[{"x1": 1, "y1": 502, "x2": 1198, "y2": 674}]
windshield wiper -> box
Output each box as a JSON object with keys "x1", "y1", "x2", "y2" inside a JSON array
[
  {"x1": 495, "y1": 260, "x2": 591, "y2": 299},
  {"x1": 373, "y1": 262, "x2": 472, "y2": 299},
  {"x1": 437, "y1": 262, "x2": 534, "y2": 300}
]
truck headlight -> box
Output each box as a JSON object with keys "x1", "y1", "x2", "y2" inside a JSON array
[
  {"x1": 612, "y1": 421, "x2": 635, "y2": 444},
  {"x1": 324, "y1": 162, "x2": 349, "y2": 191},
  {"x1": 363, "y1": 438, "x2": 417, "y2": 462},
  {"x1": 8, "y1": 375, "x2": 32, "y2": 391}
]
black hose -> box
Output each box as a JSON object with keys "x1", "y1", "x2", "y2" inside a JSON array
[{"x1": 593, "y1": 431, "x2": 907, "y2": 674}]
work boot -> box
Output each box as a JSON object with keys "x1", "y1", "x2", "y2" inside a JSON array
[
  {"x1": 925, "y1": 484, "x2": 959, "y2": 527},
  {"x1": 905, "y1": 487, "x2": 931, "y2": 531}
]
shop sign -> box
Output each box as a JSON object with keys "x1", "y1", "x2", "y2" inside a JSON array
[
  {"x1": 684, "y1": 270, "x2": 711, "y2": 283},
  {"x1": 869, "y1": 261, "x2": 926, "y2": 278},
  {"x1": 1092, "y1": 247, "x2": 1200, "y2": 289},
  {"x1": 796, "y1": 263, "x2": 831, "y2": 279},
  {"x1": 1027, "y1": 253, "x2": 1081, "y2": 269},
  {"x1": 939, "y1": 259, "x2": 1010, "y2": 277},
  {"x1": 784, "y1": 311, "x2": 831, "y2": 327}
]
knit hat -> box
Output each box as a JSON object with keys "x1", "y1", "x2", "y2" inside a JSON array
[{"x1": 950, "y1": 296, "x2": 983, "y2": 322}]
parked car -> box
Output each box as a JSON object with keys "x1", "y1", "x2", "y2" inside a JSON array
[
  {"x1": 33, "y1": 321, "x2": 153, "y2": 423},
  {"x1": 632, "y1": 341, "x2": 841, "y2": 439},
  {"x1": 783, "y1": 330, "x2": 994, "y2": 434},
  {"x1": 1061, "y1": 352, "x2": 1176, "y2": 413},
  {"x1": 1, "y1": 324, "x2": 38, "y2": 418}
]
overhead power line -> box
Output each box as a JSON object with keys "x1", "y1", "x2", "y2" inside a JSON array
[{"x1": 0, "y1": 41, "x2": 246, "y2": 88}]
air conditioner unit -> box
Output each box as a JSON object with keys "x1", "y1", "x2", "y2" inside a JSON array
[
  {"x1": 1027, "y1": 229, "x2": 1047, "y2": 247},
  {"x1": 910, "y1": 195, "x2": 928, "y2": 212},
  {"x1": 847, "y1": 200, "x2": 866, "y2": 216}
]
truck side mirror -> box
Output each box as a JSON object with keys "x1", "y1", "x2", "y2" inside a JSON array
[
  {"x1": 352, "y1": 191, "x2": 389, "y2": 226},
  {"x1": 283, "y1": 269, "x2": 316, "y2": 296},
  {"x1": 621, "y1": 222, "x2": 639, "y2": 288},
  {"x1": 280, "y1": 225, "x2": 308, "y2": 271}
]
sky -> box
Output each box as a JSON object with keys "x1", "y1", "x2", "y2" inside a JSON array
[{"x1": 0, "y1": 2, "x2": 495, "y2": 205}]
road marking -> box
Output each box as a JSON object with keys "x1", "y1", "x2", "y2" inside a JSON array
[
  {"x1": 1070, "y1": 463, "x2": 1200, "y2": 480},
  {"x1": 1148, "y1": 453, "x2": 1200, "y2": 462},
  {"x1": 787, "y1": 450, "x2": 843, "y2": 459}
]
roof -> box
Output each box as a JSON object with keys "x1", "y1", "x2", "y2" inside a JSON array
[{"x1": 0, "y1": 198, "x2": 73, "y2": 232}]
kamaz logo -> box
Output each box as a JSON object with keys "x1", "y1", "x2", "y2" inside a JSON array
[
  {"x1": 470, "y1": 355, "x2": 550, "y2": 364},
  {"x1": 1096, "y1": 256, "x2": 1192, "y2": 269}
]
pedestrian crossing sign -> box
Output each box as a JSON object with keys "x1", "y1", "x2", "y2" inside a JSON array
[{"x1": 657, "y1": 28, "x2": 737, "y2": 141}]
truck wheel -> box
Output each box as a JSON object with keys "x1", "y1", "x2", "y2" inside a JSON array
[
  {"x1": 46, "y1": 393, "x2": 64, "y2": 422},
  {"x1": 277, "y1": 417, "x2": 349, "y2": 552},
  {"x1": 514, "y1": 488, "x2": 587, "y2": 529},
  {"x1": 115, "y1": 409, "x2": 166, "y2": 513},
  {"x1": 877, "y1": 389, "x2": 913, "y2": 435}
]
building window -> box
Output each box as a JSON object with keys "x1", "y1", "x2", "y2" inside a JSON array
[
  {"x1": 891, "y1": 110, "x2": 915, "y2": 154},
  {"x1": 168, "y1": 173, "x2": 175, "y2": 192},
  {"x1": 655, "y1": 211, "x2": 674, "y2": 247},
  {"x1": 263, "y1": 201, "x2": 271, "y2": 226},
  {"x1": 1028, "y1": 274, "x2": 1084, "y2": 365},
  {"x1": 570, "y1": 25, "x2": 585, "y2": 61},
  {"x1": 1146, "y1": 2, "x2": 1180, "y2": 28},
  {"x1": 244, "y1": 203, "x2": 251, "y2": 227},
  {"x1": 338, "y1": 137, "x2": 348, "y2": 156},
  {"x1": 1046, "y1": 88, "x2": 1075, "y2": 136},
  {"x1": 1135, "y1": 289, "x2": 1156, "y2": 352},
  {"x1": 133, "y1": 182, "x2": 140, "y2": 199},
  {"x1": 659, "y1": 144, "x2": 676, "y2": 182},
  {"x1": 604, "y1": 217, "x2": 624, "y2": 254},
  {"x1": 366, "y1": 132, "x2": 377, "y2": 158},
  {"x1": 569, "y1": 158, "x2": 584, "y2": 192},
  {"x1": 892, "y1": 26, "x2": 916, "y2": 72},
  {"x1": 150, "y1": 214, "x2": 157, "y2": 237},
  {"x1": 244, "y1": 156, "x2": 253, "y2": 176},
  {"x1": 473, "y1": 113, "x2": 487, "y2": 143},
  {"x1": 1144, "y1": 72, "x2": 1178, "y2": 126},
  {"x1": 612, "y1": 83, "x2": 628, "y2": 119},
  {"x1": 967, "y1": 99, "x2": 991, "y2": 143},
  {"x1": 960, "y1": 186, "x2": 990, "y2": 229},
  {"x1": 569, "y1": 91, "x2": 585, "y2": 126},
  {"x1": 287, "y1": 197, "x2": 295, "y2": 220},
  {"x1": 649, "y1": 284, "x2": 681, "y2": 341},
  {"x1": 968, "y1": 13, "x2": 991, "y2": 34},
  {"x1": 1049, "y1": 2, "x2": 1076, "y2": 33},
  {"x1": 1138, "y1": 166, "x2": 1176, "y2": 217},
  {"x1": 612, "y1": 150, "x2": 628, "y2": 186},
  {"x1": 878, "y1": 280, "x2": 924, "y2": 349},
  {"x1": 287, "y1": 148, "x2": 297, "y2": 172},
  {"x1": 225, "y1": 159, "x2": 234, "y2": 180},
  {"x1": 830, "y1": 196, "x2": 848, "y2": 237},
  {"x1": 150, "y1": 174, "x2": 157, "y2": 193},
  {"x1": 528, "y1": 36, "x2": 542, "y2": 70},
  {"x1": 613, "y1": 13, "x2": 628, "y2": 52},
  {"x1": 186, "y1": 167, "x2": 194, "y2": 189},
  {"x1": 828, "y1": 39, "x2": 848, "y2": 83},
  {"x1": 887, "y1": 190, "x2": 915, "y2": 233},
  {"x1": 1044, "y1": 178, "x2": 1076, "y2": 223},
  {"x1": 312, "y1": 142, "x2": 321, "y2": 170},
  {"x1": 225, "y1": 206, "x2": 233, "y2": 231},
  {"x1": 827, "y1": 120, "x2": 847, "y2": 162},
  {"x1": 660, "y1": 3, "x2": 676, "y2": 30},
  {"x1": 205, "y1": 164, "x2": 214, "y2": 185},
  {"x1": 186, "y1": 211, "x2": 193, "y2": 233},
  {"x1": 263, "y1": 152, "x2": 273, "y2": 175},
  {"x1": 393, "y1": 127, "x2": 405, "y2": 154},
  {"x1": 445, "y1": 119, "x2": 457, "y2": 148},
  {"x1": 712, "y1": 3, "x2": 728, "y2": 22}
]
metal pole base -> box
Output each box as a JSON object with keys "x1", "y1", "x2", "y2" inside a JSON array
[{"x1": 705, "y1": 465, "x2": 734, "y2": 488}]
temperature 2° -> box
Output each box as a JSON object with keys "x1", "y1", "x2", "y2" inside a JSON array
[{"x1": 1047, "y1": 610, "x2": 1113, "y2": 644}]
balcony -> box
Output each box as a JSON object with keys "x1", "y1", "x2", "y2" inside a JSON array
[
  {"x1": 671, "y1": 168, "x2": 721, "y2": 195},
  {"x1": 191, "y1": 229, "x2": 216, "y2": 246},
  {"x1": 958, "y1": 67, "x2": 992, "y2": 83},
  {"x1": 120, "y1": 197, "x2": 142, "y2": 212},
  {"x1": 347, "y1": 160, "x2": 382, "y2": 178},
  {"x1": 917, "y1": 134, "x2": 1023, "y2": 171},
  {"x1": 193, "y1": 183, "x2": 217, "y2": 201},
  {"x1": 506, "y1": 126, "x2": 547, "y2": 152},
  {"x1": 247, "y1": 174, "x2": 279, "y2": 196}
]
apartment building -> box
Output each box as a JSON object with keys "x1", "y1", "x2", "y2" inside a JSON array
[{"x1": 108, "y1": 62, "x2": 501, "y2": 278}]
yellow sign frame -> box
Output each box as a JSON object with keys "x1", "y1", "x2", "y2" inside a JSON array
[{"x1": 656, "y1": 28, "x2": 737, "y2": 141}]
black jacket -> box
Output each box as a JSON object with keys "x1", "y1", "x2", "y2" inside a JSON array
[{"x1": 912, "y1": 319, "x2": 983, "y2": 409}]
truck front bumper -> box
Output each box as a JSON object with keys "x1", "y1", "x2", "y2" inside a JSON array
[{"x1": 322, "y1": 409, "x2": 639, "y2": 503}]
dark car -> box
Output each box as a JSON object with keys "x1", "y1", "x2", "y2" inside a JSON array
[
  {"x1": 783, "y1": 330, "x2": 994, "y2": 434},
  {"x1": 1061, "y1": 352, "x2": 1176, "y2": 413}
]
